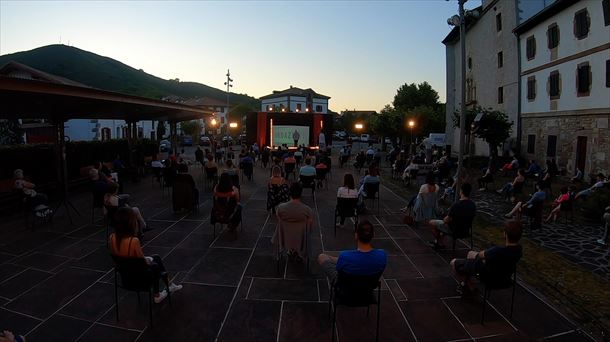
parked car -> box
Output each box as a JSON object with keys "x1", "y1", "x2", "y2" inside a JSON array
[
  {"x1": 384, "y1": 137, "x2": 394, "y2": 145},
  {"x1": 199, "y1": 135, "x2": 211, "y2": 146},
  {"x1": 360, "y1": 134, "x2": 370, "y2": 143},
  {"x1": 349, "y1": 134, "x2": 359, "y2": 142},
  {"x1": 159, "y1": 139, "x2": 171, "y2": 152},
  {"x1": 181, "y1": 135, "x2": 193, "y2": 146},
  {"x1": 332, "y1": 132, "x2": 346, "y2": 140}
]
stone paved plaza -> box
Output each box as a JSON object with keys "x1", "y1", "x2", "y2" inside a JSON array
[{"x1": 0, "y1": 153, "x2": 595, "y2": 341}]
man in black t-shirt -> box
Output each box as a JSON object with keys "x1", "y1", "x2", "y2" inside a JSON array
[
  {"x1": 450, "y1": 221, "x2": 523, "y2": 295},
  {"x1": 428, "y1": 182, "x2": 476, "y2": 249}
]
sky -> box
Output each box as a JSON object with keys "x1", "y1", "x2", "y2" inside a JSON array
[{"x1": 0, "y1": 0, "x2": 482, "y2": 112}]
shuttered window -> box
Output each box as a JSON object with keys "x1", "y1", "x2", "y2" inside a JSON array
[
  {"x1": 574, "y1": 9, "x2": 590, "y2": 39},
  {"x1": 547, "y1": 135, "x2": 557, "y2": 158},
  {"x1": 603, "y1": 0, "x2": 610, "y2": 26},
  {"x1": 527, "y1": 76, "x2": 536, "y2": 100},
  {"x1": 547, "y1": 24, "x2": 559, "y2": 49},
  {"x1": 526, "y1": 36, "x2": 536, "y2": 60},
  {"x1": 577, "y1": 63, "x2": 591, "y2": 95},
  {"x1": 527, "y1": 135, "x2": 536, "y2": 154},
  {"x1": 549, "y1": 71, "x2": 560, "y2": 99}
]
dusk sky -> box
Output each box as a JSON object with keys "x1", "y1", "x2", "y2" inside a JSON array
[{"x1": 0, "y1": 0, "x2": 482, "y2": 111}]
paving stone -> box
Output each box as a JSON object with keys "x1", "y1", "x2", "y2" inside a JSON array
[{"x1": 26, "y1": 314, "x2": 91, "y2": 342}]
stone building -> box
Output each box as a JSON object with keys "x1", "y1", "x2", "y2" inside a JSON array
[{"x1": 514, "y1": 0, "x2": 610, "y2": 176}]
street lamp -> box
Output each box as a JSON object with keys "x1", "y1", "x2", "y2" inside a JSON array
[
  {"x1": 354, "y1": 123, "x2": 364, "y2": 130},
  {"x1": 229, "y1": 122, "x2": 238, "y2": 129},
  {"x1": 448, "y1": 0, "x2": 468, "y2": 203},
  {"x1": 408, "y1": 120, "x2": 415, "y2": 155}
]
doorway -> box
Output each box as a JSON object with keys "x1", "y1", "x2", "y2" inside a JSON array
[{"x1": 575, "y1": 136, "x2": 587, "y2": 173}]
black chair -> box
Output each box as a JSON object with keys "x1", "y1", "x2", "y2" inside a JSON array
[
  {"x1": 151, "y1": 167, "x2": 163, "y2": 188},
  {"x1": 524, "y1": 202, "x2": 543, "y2": 232},
  {"x1": 444, "y1": 219, "x2": 474, "y2": 254},
  {"x1": 507, "y1": 181, "x2": 524, "y2": 201},
  {"x1": 275, "y1": 222, "x2": 310, "y2": 274},
  {"x1": 299, "y1": 175, "x2": 316, "y2": 197},
  {"x1": 316, "y1": 168, "x2": 329, "y2": 189},
  {"x1": 479, "y1": 262, "x2": 518, "y2": 325},
  {"x1": 363, "y1": 183, "x2": 380, "y2": 215},
  {"x1": 242, "y1": 162, "x2": 254, "y2": 181},
  {"x1": 204, "y1": 167, "x2": 218, "y2": 191},
  {"x1": 104, "y1": 205, "x2": 119, "y2": 247},
  {"x1": 91, "y1": 189, "x2": 105, "y2": 224},
  {"x1": 329, "y1": 271, "x2": 383, "y2": 342},
  {"x1": 334, "y1": 197, "x2": 359, "y2": 236},
  {"x1": 559, "y1": 199, "x2": 574, "y2": 224},
  {"x1": 111, "y1": 255, "x2": 171, "y2": 327},
  {"x1": 211, "y1": 195, "x2": 242, "y2": 239},
  {"x1": 284, "y1": 162, "x2": 296, "y2": 181},
  {"x1": 406, "y1": 169, "x2": 419, "y2": 187},
  {"x1": 161, "y1": 168, "x2": 176, "y2": 198},
  {"x1": 393, "y1": 160, "x2": 406, "y2": 179},
  {"x1": 230, "y1": 173, "x2": 240, "y2": 190}
]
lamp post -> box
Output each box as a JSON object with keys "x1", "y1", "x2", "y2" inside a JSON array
[
  {"x1": 354, "y1": 123, "x2": 363, "y2": 149},
  {"x1": 408, "y1": 120, "x2": 415, "y2": 156},
  {"x1": 448, "y1": 0, "x2": 468, "y2": 203},
  {"x1": 210, "y1": 117, "x2": 217, "y2": 154}
]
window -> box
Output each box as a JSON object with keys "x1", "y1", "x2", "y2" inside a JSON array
[
  {"x1": 497, "y1": 51, "x2": 503, "y2": 68},
  {"x1": 526, "y1": 36, "x2": 536, "y2": 60},
  {"x1": 296, "y1": 103, "x2": 302, "y2": 111},
  {"x1": 577, "y1": 63, "x2": 591, "y2": 96},
  {"x1": 549, "y1": 71, "x2": 561, "y2": 99},
  {"x1": 527, "y1": 135, "x2": 536, "y2": 154},
  {"x1": 315, "y1": 105, "x2": 323, "y2": 112},
  {"x1": 547, "y1": 23, "x2": 559, "y2": 49},
  {"x1": 547, "y1": 135, "x2": 557, "y2": 157},
  {"x1": 604, "y1": 0, "x2": 610, "y2": 26},
  {"x1": 498, "y1": 86, "x2": 504, "y2": 104},
  {"x1": 496, "y1": 13, "x2": 502, "y2": 31},
  {"x1": 527, "y1": 76, "x2": 536, "y2": 100},
  {"x1": 574, "y1": 9, "x2": 590, "y2": 39},
  {"x1": 606, "y1": 60, "x2": 610, "y2": 87},
  {"x1": 468, "y1": 57, "x2": 472, "y2": 69}
]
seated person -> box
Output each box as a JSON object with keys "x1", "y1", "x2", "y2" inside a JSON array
[
  {"x1": 501, "y1": 156, "x2": 519, "y2": 173},
  {"x1": 524, "y1": 159, "x2": 542, "y2": 177},
  {"x1": 317, "y1": 220, "x2": 387, "y2": 283},
  {"x1": 104, "y1": 182, "x2": 146, "y2": 234},
  {"x1": 450, "y1": 220, "x2": 523, "y2": 295},
  {"x1": 222, "y1": 159, "x2": 238, "y2": 176},
  {"x1": 276, "y1": 182, "x2": 314, "y2": 259},
  {"x1": 544, "y1": 187, "x2": 571, "y2": 223},
  {"x1": 439, "y1": 177, "x2": 455, "y2": 201},
  {"x1": 570, "y1": 168, "x2": 583, "y2": 183},
  {"x1": 211, "y1": 173, "x2": 242, "y2": 230},
  {"x1": 173, "y1": 164, "x2": 199, "y2": 211},
  {"x1": 429, "y1": 183, "x2": 476, "y2": 248},
  {"x1": 151, "y1": 158, "x2": 164, "y2": 169},
  {"x1": 358, "y1": 166, "x2": 380, "y2": 202},
  {"x1": 597, "y1": 206, "x2": 610, "y2": 246},
  {"x1": 205, "y1": 154, "x2": 218, "y2": 170},
  {"x1": 267, "y1": 166, "x2": 290, "y2": 213},
  {"x1": 354, "y1": 151, "x2": 366, "y2": 169},
  {"x1": 497, "y1": 169, "x2": 525, "y2": 197},
  {"x1": 575, "y1": 173, "x2": 607, "y2": 201},
  {"x1": 109, "y1": 207, "x2": 182, "y2": 303},
  {"x1": 294, "y1": 149, "x2": 304, "y2": 166},
  {"x1": 504, "y1": 183, "x2": 546, "y2": 219},
  {"x1": 13, "y1": 169, "x2": 51, "y2": 213},
  {"x1": 477, "y1": 166, "x2": 495, "y2": 190},
  {"x1": 299, "y1": 158, "x2": 317, "y2": 177},
  {"x1": 284, "y1": 154, "x2": 296, "y2": 165},
  {"x1": 336, "y1": 173, "x2": 359, "y2": 227}
]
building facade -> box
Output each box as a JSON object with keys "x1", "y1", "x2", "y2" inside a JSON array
[
  {"x1": 515, "y1": 0, "x2": 610, "y2": 175},
  {"x1": 443, "y1": 0, "x2": 554, "y2": 157},
  {"x1": 260, "y1": 87, "x2": 330, "y2": 114}
]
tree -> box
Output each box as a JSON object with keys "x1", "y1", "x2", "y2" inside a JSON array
[
  {"x1": 180, "y1": 120, "x2": 201, "y2": 140},
  {"x1": 0, "y1": 119, "x2": 24, "y2": 145},
  {"x1": 393, "y1": 82, "x2": 440, "y2": 113},
  {"x1": 452, "y1": 106, "x2": 513, "y2": 158},
  {"x1": 370, "y1": 105, "x2": 405, "y2": 148},
  {"x1": 405, "y1": 105, "x2": 446, "y2": 138},
  {"x1": 227, "y1": 103, "x2": 255, "y2": 129}
]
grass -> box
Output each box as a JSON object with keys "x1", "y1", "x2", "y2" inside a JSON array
[{"x1": 380, "y1": 171, "x2": 610, "y2": 340}]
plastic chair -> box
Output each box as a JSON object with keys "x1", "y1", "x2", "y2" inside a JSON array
[
  {"x1": 479, "y1": 261, "x2": 519, "y2": 325},
  {"x1": 211, "y1": 195, "x2": 242, "y2": 239},
  {"x1": 363, "y1": 183, "x2": 380, "y2": 215},
  {"x1": 111, "y1": 254, "x2": 171, "y2": 328},
  {"x1": 334, "y1": 197, "x2": 359, "y2": 236},
  {"x1": 284, "y1": 162, "x2": 296, "y2": 181},
  {"x1": 329, "y1": 271, "x2": 383, "y2": 342},
  {"x1": 299, "y1": 175, "x2": 316, "y2": 197}
]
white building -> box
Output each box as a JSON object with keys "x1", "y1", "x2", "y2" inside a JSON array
[
  {"x1": 443, "y1": 0, "x2": 556, "y2": 157},
  {"x1": 260, "y1": 86, "x2": 330, "y2": 114},
  {"x1": 514, "y1": 0, "x2": 610, "y2": 175}
]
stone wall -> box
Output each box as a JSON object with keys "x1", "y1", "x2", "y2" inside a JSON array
[{"x1": 521, "y1": 112, "x2": 610, "y2": 176}]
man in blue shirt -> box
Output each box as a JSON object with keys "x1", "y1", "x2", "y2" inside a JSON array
[
  {"x1": 317, "y1": 220, "x2": 387, "y2": 282},
  {"x1": 299, "y1": 158, "x2": 317, "y2": 177},
  {"x1": 504, "y1": 182, "x2": 546, "y2": 218}
]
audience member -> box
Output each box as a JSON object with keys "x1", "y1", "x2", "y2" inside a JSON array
[
  {"x1": 211, "y1": 173, "x2": 242, "y2": 230},
  {"x1": 525, "y1": 159, "x2": 542, "y2": 177},
  {"x1": 544, "y1": 187, "x2": 571, "y2": 223},
  {"x1": 428, "y1": 183, "x2": 476, "y2": 248},
  {"x1": 195, "y1": 146, "x2": 204, "y2": 166},
  {"x1": 276, "y1": 182, "x2": 314, "y2": 260},
  {"x1": 575, "y1": 173, "x2": 607, "y2": 201},
  {"x1": 0, "y1": 330, "x2": 25, "y2": 342},
  {"x1": 13, "y1": 169, "x2": 51, "y2": 215},
  {"x1": 450, "y1": 220, "x2": 523, "y2": 295},
  {"x1": 477, "y1": 165, "x2": 495, "y2": 191},
  {"x1": 336, "y1": 173, "x2": 358, "y2": 227},
  {"x1": 318, "y1": 220, "x2": 387, "y2": 283},
  {"x1": 104, "y1": 182, "x2": 147, "y2": 234},
  {"x1": 597, "y1": 206, "x2": 610, "y2": 246},
  {"x1": 413, "y1": 172, "x2": 440, "y2": 223},
  {"x1": 299, "y1": 158, "x2": 316, "y2": 177},
  {"x1": 109, "y1": 207, "x2": 182, "y2": 303},
  {"x1": 504, "y1": 183, "x2": 546, "y2": 218},
  {"x1": 501, "y1": 156, "x2": 519, "y2": 173},
  {"x1": 267, "y1": 166, "x2": 290, "y2": 213},
  {"x1": 497, "y1": 168, "x2": 525, "y2": 198},
  {"x1": 223, "y1": 159, "x2": 238, "y2": 176},
  {"x1": 570, "y1": 168, "x2": 583, "y2": 183}
]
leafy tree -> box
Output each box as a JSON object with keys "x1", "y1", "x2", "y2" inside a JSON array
[
  {"x1": 370, "y1": 105, "x2": 406, "y2": 148},
  {"x1": 452, "y1": 106, "x2": 513, "y2": 158},
  {"x1": 393, "y1": 82, "x2": 440, "y2": 112},
  {"x1": 179, "y1": 120, "x2": 201, "y2": 140},
  {"x1": 0, "y1": 119, "x2": 24, "y2": 145},
  {"x1": 405, "y1": 105, "x2": 446, "y2": 138}
]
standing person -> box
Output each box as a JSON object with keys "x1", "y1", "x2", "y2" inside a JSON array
[
  {"x1": 109, "y1": 207, "x2": 182, "y2": 303},
  {"x1": 195, "y1": 146, "x2": 204, "y2": 167},
  {"x1": 428, "y1": 183, "x2": 476, "y2": 249},
  {"x1": 597, "y1": 206, "x2": 610, "y2": 246},
  {"x1": 450, "y1": 221, "x2": 523, "y2": 295},
  {"x1": 293, "y1": 129, "x2": 300, "y2": 147},
  {"x1": 317, "y1": 220, "x2": 387, "y2": 283}
]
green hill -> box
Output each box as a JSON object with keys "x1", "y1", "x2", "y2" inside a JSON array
[{"x1": 0, "y1": 44, "x2": 260, "y2": 108}]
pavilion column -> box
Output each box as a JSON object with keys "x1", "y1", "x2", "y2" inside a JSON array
[{"x1": 170, "y1": 121, "x2": 178, "y2": 156}]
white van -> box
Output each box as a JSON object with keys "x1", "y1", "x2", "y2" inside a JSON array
[{"x1": 360, "y1": 134, "x2": 370, "y2": 142}]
